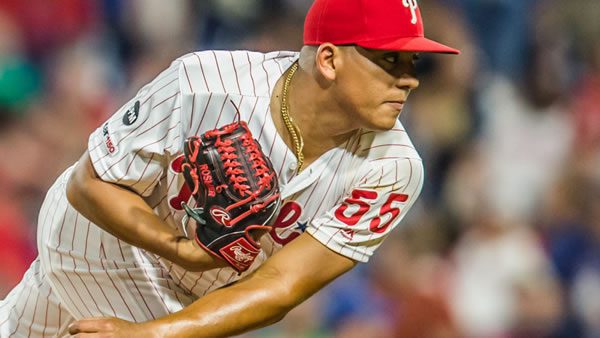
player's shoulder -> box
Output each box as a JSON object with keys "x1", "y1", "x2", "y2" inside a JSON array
[
  {"x1": 350, "y1": 120, "x2": 423, "y2": 187},
  {"x1": 355, "y1": 122, "x2": 424, "y2": 187},
  {"x1": 175, "y1": 50, "x2": 298, "y2": 98},
  {"x1": 356, "y1": 120, "x2": 421, "y2": 162}
]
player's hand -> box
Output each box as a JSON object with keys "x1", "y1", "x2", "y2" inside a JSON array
[{"x1": 68, "y1": 317, "x2": 158, "y2": 338}]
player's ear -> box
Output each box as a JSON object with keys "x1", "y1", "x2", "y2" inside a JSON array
[{"x1": 314, "y1": 43, "x2": 338, "y2": 81}]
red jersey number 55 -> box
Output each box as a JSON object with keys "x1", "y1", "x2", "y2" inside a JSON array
[{"x1": 334, "y1": 189, "x2": 408, "y2": 234}]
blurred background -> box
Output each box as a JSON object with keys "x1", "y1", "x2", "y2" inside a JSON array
[{"x1": 0, "y1": 0, "x2": 599, "y2": 337}]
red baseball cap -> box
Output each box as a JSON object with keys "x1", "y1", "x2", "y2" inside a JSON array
[{"x1": 303, "y1": 0, "x2": 460, "y2": 54}]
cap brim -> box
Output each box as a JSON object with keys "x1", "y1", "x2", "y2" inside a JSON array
[{"x1": 358, "y1": 36, "x2": 460, "y2": 54}]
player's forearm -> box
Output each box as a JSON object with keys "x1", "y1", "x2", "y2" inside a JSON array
[
  {"x1": 66, "y1": 152, "x2": 218, "y2": 270},
  {"x1": 67, "y1": 170, "x2": 176, "y2": 257},
  {"x1": 147, "y1": 234, "x2": 356, "y2": 338},
  {"x1": 150, "y1": 267, "x2": 298, "y2": 338}
]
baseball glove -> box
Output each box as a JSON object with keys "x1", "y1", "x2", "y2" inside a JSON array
[{"x1": 180, "y1": 115, "x2": 280, "y2": 273}]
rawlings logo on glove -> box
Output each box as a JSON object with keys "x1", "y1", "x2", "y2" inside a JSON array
[{"x1": 180, "y1": 105, "x2": 281, "y2": 273}]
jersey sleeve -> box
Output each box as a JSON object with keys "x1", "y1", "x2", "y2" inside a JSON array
[
  {"x1": 87, "y1": 60, "x2": 184, "y2": 196},
  {"x1": 306, "y1": 157, "x2": 424, "y2": 262}
]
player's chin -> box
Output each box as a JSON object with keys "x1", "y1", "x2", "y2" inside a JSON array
[
  {"x1": 365, "y1": 119, "x2": 398, "y2": 131},
  {"x1": 368, "y1": 110, "x2": 401, "y2": 130}
]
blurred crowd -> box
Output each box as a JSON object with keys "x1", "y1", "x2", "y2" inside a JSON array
[{"x1": 1, "y1": 1, "x2": 599, "y2": 337}]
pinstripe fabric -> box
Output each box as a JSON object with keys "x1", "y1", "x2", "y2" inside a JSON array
[{"x1": 0, "y1": 259, "x2": 74, "y2": 337}]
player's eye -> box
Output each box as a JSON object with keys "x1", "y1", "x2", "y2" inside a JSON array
[
  {"x1": 412, "y1": 53, "x2": 421, "y2": 64},
  {"x1": 383, "y1": 53, "x2": 399, "y2": 64}
]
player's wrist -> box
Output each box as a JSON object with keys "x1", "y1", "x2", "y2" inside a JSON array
[{"x1": 170, "y1": 236, "x2": 227, "y2": 271}]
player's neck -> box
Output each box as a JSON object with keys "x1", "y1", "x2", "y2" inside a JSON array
[
  {"x1": 271, "y1": 63, "x2": 357, "y2": 167},
  {"x1": 296, "y1": 68, "x2": 358, "y2": 155}
]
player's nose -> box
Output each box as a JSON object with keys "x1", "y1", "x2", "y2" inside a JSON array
[{"x1": 394, "y1": 74, "x2": 420, "y2": 91}]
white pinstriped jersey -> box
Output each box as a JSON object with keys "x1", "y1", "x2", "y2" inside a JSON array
[
  {"x1": 0, "y1": 50, "x2": 424, "y2": 335},
  {"x1": 87, "y1": 50, "x2": 424, "y2": 297}
]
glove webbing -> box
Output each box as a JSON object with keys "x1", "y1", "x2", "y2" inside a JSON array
[{"x1": 181, "y1": 127, "x2": 278, "y2": 227}]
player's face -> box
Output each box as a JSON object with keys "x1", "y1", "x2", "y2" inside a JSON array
[{"x1": 335, "y1": 46, "x2": 420, "y2": 130}]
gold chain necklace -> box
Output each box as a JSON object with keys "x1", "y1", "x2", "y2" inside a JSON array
[{"x1": 281, "y1": 61, "x2": 304, "y2": 171}]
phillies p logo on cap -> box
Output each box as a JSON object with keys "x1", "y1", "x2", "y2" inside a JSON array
[{"x1": 402, "y1": 0, "x2": 419, "y2": 24}]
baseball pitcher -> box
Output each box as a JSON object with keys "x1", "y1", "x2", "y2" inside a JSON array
[{"x1": 0, "y1": 0, "x2": 459, "y2": 337}]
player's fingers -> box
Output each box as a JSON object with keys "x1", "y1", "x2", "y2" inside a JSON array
[{"x1": 68, "y1": 318, "x2": 113, "y2": 334}]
